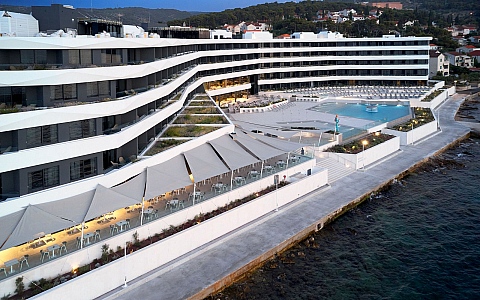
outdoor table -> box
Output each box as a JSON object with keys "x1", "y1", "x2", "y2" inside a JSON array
[
  {"x1": 47, "y1": 244, "x2": 61, "y2": 258},
  {"x1": 276, "y1": 160, "x2": 286, "y2": 168},
  {"x1": 83, "y1": 232, "x2": 95, "y2": 245},
  {"x1": 248, "y1": 170, "x2": 259, "y2": 179},
  {"x1": 5, "y1": 258, "x2": 19, "y2": 274},
  {"x1": 116, "y1": 220, "x2": 129, "y2": 232},
  {"x1": 263, "y1": 165, "x2": 274, "y2": 174},
  {"x1": 234, "y1": 176, "x2": 246, "y2": 186}
]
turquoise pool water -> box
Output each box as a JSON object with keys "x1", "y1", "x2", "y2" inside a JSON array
[{"x1": 311, "y1": 102, "x2": 411, "y2": 123}]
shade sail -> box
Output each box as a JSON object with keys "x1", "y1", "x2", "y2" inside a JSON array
[
  {"x1": 208, "y1": 135, "x2": 260, "y2": 170},
  {"x1": 0, "y1": 209, "x2": 26, "y2": 250},
  {"x1": 111, "y1": 171, "x2": 146, "y2": 201},
  {"x1": 83, "y1": 184, "x2": 141, "y2": 222},
  {"x1": 233, "y1": 131, "x2": 285, "y2": 161},
  {"x1": 247, "y1": 132, "x2": 303, "y2": 152},
  {"x1": 184, "y1": 143, "x2": 230, "y2": 182},
  {"x1": 1, "y1": 205, "x2": 76, "y2": 250},
  {"x1": 144, "y1": 155, "x2": 192, "y2": 200},
  {"x1": 36, "y1": 190, "x2": 96, "y2": 224}
]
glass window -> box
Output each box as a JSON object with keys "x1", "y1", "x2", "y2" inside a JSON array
[
  {"x1": 70, "y1": 157, "x2": 97, "y2": 181},
  {"x1": 69, "y1": 119, "x2": 96, "y2": 140},
  {"x1": 28, "y1": 166, "x2": 59, "y2": 192},
  {"x1": 25, "y1": 125, "x2": 58, "y2": 148}
]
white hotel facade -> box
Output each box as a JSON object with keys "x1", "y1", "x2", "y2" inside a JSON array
[{"x1": 0, "y1": 34, "x2": 431, "y2": 228}]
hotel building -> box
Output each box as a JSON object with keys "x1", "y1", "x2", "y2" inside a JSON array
[{"x1": 0, "y1": 32, "x2": 430, "y2": 249}]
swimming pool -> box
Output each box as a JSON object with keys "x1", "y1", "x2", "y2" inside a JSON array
[{"x1": 311, "y1": 102, "x2": 411, "y2": 123}]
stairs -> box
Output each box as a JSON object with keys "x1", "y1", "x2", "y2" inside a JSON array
[{"x1": 316, "y1": 157, "x2": 356, "y2": 184}]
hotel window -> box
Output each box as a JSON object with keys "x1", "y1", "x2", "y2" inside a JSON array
[
  {"x1": 28, "y1": 166, "x2": 59, "y2": 192},
  {"x1": 86, "y1": 80, "x2": 111, "y2": 98},
  {"x1": 25, "y1": 125, "x2": 58, "y2": 149},
  {"x1": 69, "y1": 119, "x2": 96, "y2": 140},
  {"x1": 101, "y1": 49, "x2": 122, "y2": 65},
  {"x1": 70, "y1": 157, "x2": 97, "y2": 181},
  {"x1": 50, "y1": 84, "x2": 77, "y2": 100}
]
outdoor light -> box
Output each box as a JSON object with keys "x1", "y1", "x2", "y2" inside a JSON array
[{"x1": 362, "y1": 140, "x2": 368, "y2": 171}]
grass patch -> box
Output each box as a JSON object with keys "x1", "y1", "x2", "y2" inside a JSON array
[
  {"x1": 162, "y1": 126, "x2": 219, "y2": 137},
  {"x1": 174, "y1": 115, "x2": 228, "y2": 124},
  {"x1": 188, "y1": 100, "x2": 215, "y2": 106},
  {"x1": 183, "y1": 107, "x2": 220, "y2": 114},
  {"x1": 145, "y1": 139, "x2": 188, "y2": 156}
]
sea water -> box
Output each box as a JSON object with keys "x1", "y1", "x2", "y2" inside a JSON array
[{"x1": 210, "y1": 135, "x2": 480, "y2": 300}]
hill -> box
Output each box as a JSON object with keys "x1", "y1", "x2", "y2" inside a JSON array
[{"x1": 0, "y1": 5, "x2": 201, "y2": 26}]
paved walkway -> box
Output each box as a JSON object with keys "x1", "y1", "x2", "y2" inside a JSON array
[{"x1": 102, "y1": 94, "x2": 470, "y2": 300}]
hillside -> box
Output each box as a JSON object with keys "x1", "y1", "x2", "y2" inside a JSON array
[{"x1": 0, "y1": 5, "x2": 201, "y2": 26}]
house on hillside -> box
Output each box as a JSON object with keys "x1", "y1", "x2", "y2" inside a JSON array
[
  {"x1": 429, "y1": 50, "x2": 449, "y2": 78},
  {"x1": 468, "y1": 36, "x2": 480, "y2": 44},
  {"x1": 469, "y1": 50, "x2": 480, "y2": 65},
  {"x1": 444, "y1": 51, "x2": 473, "y2": 68},
  {"x1": 456, "y1": 45, "x2": 479, "y2": 53},
  {"x1": 452, "y1": 36, "x2": 467, "y2": 46},
  {"x1": 223, "y1": 24, "x2": 241, "y2": 35}
]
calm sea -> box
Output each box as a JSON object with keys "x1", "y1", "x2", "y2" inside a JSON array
[{"x1": 210, "y1": 135, "x2": 480, "y2": 300}]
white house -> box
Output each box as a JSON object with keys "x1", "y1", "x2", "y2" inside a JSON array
[
  {"x1": 0, "y1": 11, "x2": 39, "y2": 37},
  {"x1": 210, "y1": 29, "x2": 232, "y2": 39},
  {"x1": 444, "y1": 51, "x2": 473, "y2": 68},
  {"x1": 429, "y1": 50, "x2": 449, "y2": 78}
]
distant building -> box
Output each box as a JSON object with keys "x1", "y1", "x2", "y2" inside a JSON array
[
  {"x1": 370, "y1": 2, "x2": 403, "y2": 9},
  {"x1": 444, "y1": 51, "x2": 473, "y2": 68},
  {"x1": 210, "y1": 29, "x2": 232, "y2": 39},
  {"x1": 32, "y1": 4, "x2": 79, "y2": 32},
  {"x1": 429, "y1": 50, "x2": 449, "y2": 78},
  {"x1": 0, "y1": 11, "x2": 39, "y2": 37},
  {"x1": 242, "y1": 30, "x2": 273, "y2": 39},
  {"x1": 456, "y1": 45, "x2": 479, "y2": 54},
  {"x1": 291, "y1": 32, "x2": 317, "y2": 39},
  {"x1": 148, "y1": 26, "x2": 210, "y2": 39}
]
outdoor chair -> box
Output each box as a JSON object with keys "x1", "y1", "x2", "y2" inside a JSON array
[
  {"x1": 19, "y1": 255, "x2": 29, "y2": 270},
  {"x1": 60, "y1": 241, "x2": 68, "y2": 254},
  {"x1": 94, "y1": 230, "x2": 101, "y2": 242},
  {"x1": 126, "y1": 219, "x2": 131, "y2": 229},
  {"x1": 0, "y1": 267, "x2": 6, "y2": 277},
  {"x1": 40, "y1": 250, "x2": 50, "y2": 262},
  {"x1": 76, "y1": 237, "x2": 81, "y2": 249},
  {"x1": 110, "y1": 224, "x2": 118, "y2": 236}
]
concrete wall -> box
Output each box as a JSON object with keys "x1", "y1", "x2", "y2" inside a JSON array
[
  {"x1": 327, "y1": 136, "x2": 400, "y2": 170},
  {"x1": 382, "y1": 120, "x2": 438, "y2": 145},
  {"x1": 412, "y1": 89, "x2": 448, "y2": 110},
  {"x1": 0, "y1": 163, "x2": 326, "y2": 299}
]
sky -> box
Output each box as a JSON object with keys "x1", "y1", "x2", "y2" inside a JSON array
[{"x1": 3, "y1": 0, "x2": 293, "y2": 12}]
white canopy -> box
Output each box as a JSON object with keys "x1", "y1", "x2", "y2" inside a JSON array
[
  {"x1": 0, "y1": 209, "x2": 25, "y2": 249},
  {"x1": 144, "y1": 155, "x2": 192, "y2": 200},
  {"x1": 246, "y1": 132, "x2": 303, "y2": 152},
  {"x1": 184, "y1": 143, "x2": 230, "y2": 182},
  {"x1": 83, "y1": 184, "x2": 141, "y2": 222},
  {"x1": 1, "y1": 205, "x2": 76, "y2": 250},
  {"x1": 36, "y1": 190, "x2": 96, "y2": 224},
  {"x1": 208, "y1": 135, "x2": 260, "y2": 170},
  {"x1": 233, "y1": 131, "x2": 285, "y2": 160},
  {"x1": 111, "y1": 171, "x2": 146, "y2": 201}
]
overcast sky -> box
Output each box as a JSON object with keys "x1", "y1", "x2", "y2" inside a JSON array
[{"x1": 3, "y1": 0, "x2": 293, "y2": 12}]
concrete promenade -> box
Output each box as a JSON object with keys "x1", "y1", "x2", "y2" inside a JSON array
[{"x1": 103, "y1": 94, "x2": 470, "y2": 300}]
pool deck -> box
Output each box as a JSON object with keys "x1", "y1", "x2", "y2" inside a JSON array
[{"x1": 103, "y1": 93, "x2": 470, "y2": 300}]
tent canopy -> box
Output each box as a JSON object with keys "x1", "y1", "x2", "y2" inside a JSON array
[
  {"x1": 184, "y1": 143, "x2": 230, "y2": 182},
  {"x1": 83, "y1": 184, "x2": 141, "y2": 222},
  {"x1": 0, "y1": 209, "x2": 26, "y2": 250},
  {"x1": 233, "y1": 131, "x2": 285, "y2": 161},
  {"x1": 111, "y1": 171, "x2": 146, "y2": 201},
  {"x1": 1, "y1": 205, "x2": 76, "y2": 250},
  {"x1": 245, "y1": 132, "x2": 302, "y2": 152},
  {"x1": 144, "y1": 155, "x2": 192, "y2": 200},
  {"x1": 36, "y1": 190, "x2": 96, "y2": 224},
  {"x1": 208, "y1": 135, "x2": 260, "y2": 170}
]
